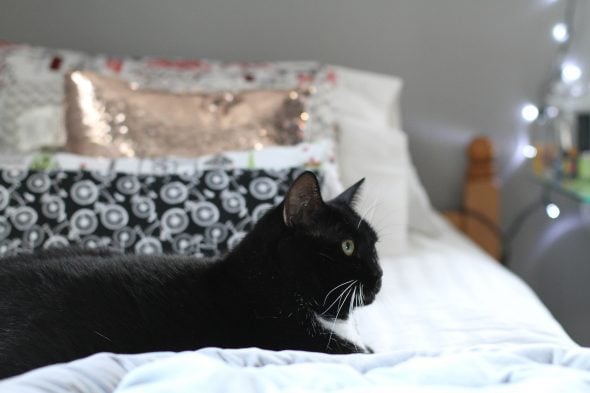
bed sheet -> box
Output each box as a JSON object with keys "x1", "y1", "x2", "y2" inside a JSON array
[{"x1": 342, "y1": 212, "x2": 575, "y2": 352}]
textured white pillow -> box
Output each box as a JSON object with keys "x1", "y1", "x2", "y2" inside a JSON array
[
  {"x1": 403, "y1": 147, "x2": 443, "y2": 236},
  {"x1": 332, "y1": 66, "x2": 440, "y2": 237},
  {"x1": 332, "y1": 65, "x2": 403, "y2": 129},
  {"x1": 337, "y1": 118, "x2": 408, "y2": 257}
]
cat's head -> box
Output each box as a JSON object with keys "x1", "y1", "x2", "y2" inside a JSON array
[{"x1": 278, "y1": 171, "x2": 382, "y2": 320}]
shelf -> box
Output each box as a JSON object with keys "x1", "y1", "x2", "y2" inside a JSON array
[{"x1": 535, "y1": 175, "x2": 590, "y2": 204}]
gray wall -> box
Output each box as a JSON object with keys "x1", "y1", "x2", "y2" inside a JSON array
[{"x1": 1, "y1": 0, "x2": 589, "y2": 344}]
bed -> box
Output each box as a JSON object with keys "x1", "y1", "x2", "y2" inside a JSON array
[{"x1": 1, "y1": 42, "x2": 589, "y2": 392}]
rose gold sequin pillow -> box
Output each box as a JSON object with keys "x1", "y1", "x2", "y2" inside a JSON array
[{"x1": 65, "y1": 71, "x2": 310, "y2": 158}]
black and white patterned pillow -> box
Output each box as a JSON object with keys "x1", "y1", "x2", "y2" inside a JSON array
[{"x1": 0, "y1": 167, "x2": 311, "y2": 258}]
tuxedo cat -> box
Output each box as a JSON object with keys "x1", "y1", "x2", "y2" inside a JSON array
[{"x1": 0, "y1": 171, "x2": 382, "y2": 378}]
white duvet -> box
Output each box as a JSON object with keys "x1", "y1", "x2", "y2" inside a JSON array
[
  {"x1": 1, "y1": 214, "x2": 586, "y2": 392},
  {"x1": 112, "y1": 345, "x2": 590, "y2": 392},
  {"x1": 2, "y1": 345, "x2": 590, "y2": 392}
]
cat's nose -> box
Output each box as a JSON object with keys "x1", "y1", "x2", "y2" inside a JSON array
[
  {"x1": 373, "y1": 276, "x2": 382, "y2": 293},
  {"x1": 371, "y1": 264, "x2": 383, "y2": 280},
  {"x1": 370, "y1": 264, "x2": 383, "y2": 291}
]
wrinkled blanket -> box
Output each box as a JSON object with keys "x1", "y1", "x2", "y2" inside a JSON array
[{"x1": 2, "y1": 344, "x2": 590, "y2": 392}]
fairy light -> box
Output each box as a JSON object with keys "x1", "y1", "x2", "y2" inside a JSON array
[
  {"x1": 521, "y1": 0, "x2": 579, "y2": 161},
  {"x1": 522, "y1": 144, "x2": 538, "y2": 158},
  {"x1": 552, "y1": 23, "x2": 569, "y2": 43},
  {"x1": 521, "y1": 104, "x2": 540, "y2": 122},
  {"x1": 545, "y1": 106, "x2": 560, "y2": 118},
  {"x1": 546, "y1": 203, "x2": 561, "y2": 219},
  {"x1": 561, "y1": 62, "x2": 582, "y2": 83}
]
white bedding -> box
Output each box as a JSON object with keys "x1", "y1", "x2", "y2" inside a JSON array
[
  {"x1": 3, "y1": 344, "x2": 590, "y2": 392},
  {"x1": 0, "y1": 213, "x2": 582, "y2": 392},
  {"x1": 112, "y1": 345, "x2": 590, "y2": 392},
  {"x1": 344, "y1": 213, "x2": 575, "y2": 352}
]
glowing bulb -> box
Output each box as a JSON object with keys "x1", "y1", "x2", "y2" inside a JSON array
[
  {"x1": 546, "y1": 203, "x2": 560, "y2": 219},
  {"x1": 521, "y1": 104, "x2": 539, "y2": 122},
  {"x1": 552, "y1": 23, "x2": 569, "y2": 43},
  {"x1": 571, "y1": 85, "x2": 585, "y2": 97},
  {"x1": 545, "y1": 106, "x2": 559, "y2": 118},
  {"x1": 522, "y1": 144, "x2": 538, "y2": 159},
  {"x1": 561, "y1": 63, "x2": 582, "y2": 83}
]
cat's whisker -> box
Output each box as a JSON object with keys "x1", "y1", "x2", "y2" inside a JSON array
[
  {"x1": 340, "y1": 285, "x2": 355, "y2": 317},
  {"x1": 321, "y1": 279, "x2": 355, "y2": 307},
  {"x1": 348, "y1": 285, "x2": 355, "y2": 317},
  {"x1": 327, "y1": 283, "x2": 355, "y2": 347},
  {"x1": 349, "y1": 284, "x2": 361, "y2": 352},
  {"x1": 360, "y1": 283, "x2": 365, "y2": 306},
  {"x1": 323, "y1": 281, "x2": 356, "y2": 314},
  {"x1": 367, "y1": 198, "x2": 385, "y2": 226},
  {"x1": 334, "y1": 285, "x2": 355, "y2": 321},
  {"x1": 352, "y1": 284, "x2": 358, "y2": 312},
  {"x1": 357, "y1": 195, "x2": 382, "y2": 230},
  {"x1": 356, "y1": 195, "x2": 376, "y2": 229},
  {"x1": 320, "y1": 281, "x2": 356, "y2": 315},
  {"x1": 357, "y1": 284, "x2": 362, "y2": 308}
]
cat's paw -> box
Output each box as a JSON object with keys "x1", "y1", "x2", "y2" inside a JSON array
[{"x1": 363, "y1": 345, "x2": 375, "y2": 354}]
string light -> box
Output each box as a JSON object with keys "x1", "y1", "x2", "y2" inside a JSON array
[
  {"x1": 522, "y1": 144, "x2": 538, "y2": 158},
  {"x1": 521, "y1": 0, "x2": 579, "y2": 161},
  {"x1": 551, "y1": 23, "x2": 569, "y2": 43},
  {"x1": 546, "y1": 203, "x2": 561, "y2": 219},
  {"x1": 561, "y1": 62, "x2": 582, "y2": 83},
  {"x1": 545, "y1": 106, "x2": 560, "y2": 118},
  {"x1": 521, "y1": 104, "x2": 540, "y2": 122}
]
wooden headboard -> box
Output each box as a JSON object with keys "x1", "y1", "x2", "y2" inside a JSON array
[{"x1": 443, "y1": 137, "x2": 501, "y2": 260}]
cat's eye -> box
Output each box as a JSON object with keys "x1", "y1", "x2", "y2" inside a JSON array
[{"x1": 341, "y1": 239, "x2": 355, "y2": 256}]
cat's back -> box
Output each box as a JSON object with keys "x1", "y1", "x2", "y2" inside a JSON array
[
  {"x1": 0, "y1": 248, "x2": 207, "y2": 280},
  {"x1": 0, "y1": 248, "x2": 217, "y2": 315},
  {"x1": 0, "y1": 248, "x2": 225, "y2": 378}
]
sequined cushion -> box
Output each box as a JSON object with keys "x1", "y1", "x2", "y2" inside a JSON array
[
  {"x1": 65, "y1": 71, "x2": 314, "y2": 158},
  {"x1": 0, "y1": 42, "x2": 335, "y2": 153},
  {"x1": 0, "y1": 166, "x2": 318, "y2": 258}
]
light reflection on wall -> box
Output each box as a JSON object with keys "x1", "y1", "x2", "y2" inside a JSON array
[{"x1": 501, "y1": 126, "x2": 530, "y2": 183}]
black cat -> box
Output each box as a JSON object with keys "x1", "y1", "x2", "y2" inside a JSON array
[{"x1": 0, "y1": 171, "x2": 382, "y2": 378}]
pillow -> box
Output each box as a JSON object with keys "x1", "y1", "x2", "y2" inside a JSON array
[
  {"x1": 0, "y1": 42, "x2": 335, "y2": 152},
  {"x1": 52, "y1": 139, "x2": 343, "y2": 199},
  {"x1": 65, "y1": 71, "x2": 310, "y2": 158},
  {"x1": 403, "y1": 147, "x2": 443, "y2": 236},
  {"x1": 331, "y1": 65, "x2": 403, "y2": 130},
  {"x1": 337, "y1": 118, "x2": 440, "y2": 239},
  {"x1": 0, "y1": 167, "x2": 316, "y2": 258},
  {"x1": 337, "y1": 118, "x2": 408, "y2": 256},
  {"x1": 331, "y1": 66, "x2": 440, "y2": 237}
]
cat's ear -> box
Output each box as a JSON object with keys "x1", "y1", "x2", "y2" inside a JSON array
[
  {"x1": 283, "y1": 171, "x2": 325, "y2": 227},
  {"x1": 332, "y1": 178, "x2": 365, "y2": 207}
]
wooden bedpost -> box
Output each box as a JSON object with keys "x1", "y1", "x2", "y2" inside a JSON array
[{"x1": 444, "y1": 137, "x2": 501, "y2": 260}]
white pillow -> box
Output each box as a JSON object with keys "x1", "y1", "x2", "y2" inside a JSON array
[
  {"x1": 332, "y1": 66, "x2": 440, "y2": 237},
  {"x1": 403, "y1": 147, "x2": 443, "y2": 236},
  {"x1": 337, "y1": 118, "x2": 408, "y2": 257},
  {"x1": 331, "y1": 65, "x2": 403, "y2": 130}
]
